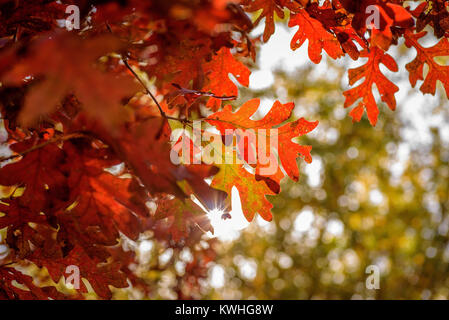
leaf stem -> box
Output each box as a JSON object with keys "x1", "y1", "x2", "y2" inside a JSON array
[
  {"x1": 122, "y1": 59, "x2": 166, "y2": 117},
  {"x1": 105, "y1": 22, "x2": 192, "y2": 125}
]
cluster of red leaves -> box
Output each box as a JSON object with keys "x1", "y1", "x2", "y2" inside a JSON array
[
  {"x1": 247, "y1": 0, "x2": 448, "y2": 125},
  {"x1": 0, "y1": 0, "x2": 447, "y2": 299}
]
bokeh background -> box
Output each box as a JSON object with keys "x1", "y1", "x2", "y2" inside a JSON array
[{"x1": 200, "y1": 23, "x2": 449, "y2": 299}]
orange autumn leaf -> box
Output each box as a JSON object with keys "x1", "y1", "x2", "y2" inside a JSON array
[
  {"x1": 242, "y1": 0, "x2": 285, "y2": 42},
  {"x1": 340, "y1": 0, "x2": 414, "y2": 50},
  {"x1": 1, "y1": 33, "x2": 139, "y2": 132},
  {"x1": 368, "y1": 2, "x2": 414, "y2": 50},
  {"x1": 211, "y1": 163, "x2": 276, "y2": 222},
  {"x1": 343, "y1": 47, "x2": 399, "y2": 126},
  {"x1": 206, "y1": 98, "x2": 317, "y2": 222},
  {"x1": 203, "y1": 47, "x2": 250, "y2": 110},
  {"x1": 404, "y1": 30, "x2": 449, "y2": 98},
  {"x1": 288, "y1": 8, "x2": 344, "y2": 64},
  {"x1": 207, "y1": 98, "x2": 318, "y2": 181}
]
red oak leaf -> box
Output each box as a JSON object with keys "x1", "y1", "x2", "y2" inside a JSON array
[
  {"x1": 211, "y1": 163, "x2": 276, "y2": 222},
  {"x1": 154, "y1": 198, "x2": 213, "y2": 242},
  {"x1": 288, "y1": 8, "x2": 344, "y2": 63},
  {"x1": 82, "y1": 116, "x2": 187, "y2": 199},
  {"x1": 30, "y1": 245, "x2": 128, "y2": 299},
  {"x1": 341, "y1": 0, "x2": 414, "y2": 50},
  {"x1": 207, "y1": 98, "x2": 318, "y2": 181},
  {"x1": 0, "y1": 200, "x2": 47, "y2": 230},
  {"x1": 0, "y1": 137, "x2": 67, "y2": 212},
  {"x1": 203, "y1": 47, "x2": 250, "y2": 110},
  {"x1": 0, "y1": 267, "x2": 64, "y2": 300},
  {"x1": 1, "y1": 33, "x2": 139, "y2": 131},
  {"x1": 61, "y1": 140, "x2": 149, "y2": 244},
  {"x1": 412, "y1": 0, "x2": 449, "y2": 38},
  {"x1": 242, "y1": 0, "x2": 285, "y2": 42},
  {"x1": 0, "y1": 0, "x2": 66, "y2": 39},
  {"x1": 404, "y1": 30, "x2": 449, "y2": 98},
  {"x1": 343, "y1": 47, "x2": 399, "y2": 126},
  {"x1": 304, "y1": 2, "x2": 367, "y2": 60},
  {"x1": 206, "y1": 99, "x2": 318, "y2": 221},
  {"x1": 150, "y1": 23, "x2": 212, "y2": 92}
]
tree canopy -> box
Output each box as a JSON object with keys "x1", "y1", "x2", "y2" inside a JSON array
[{"x1": 0, "y1": 0, "x2": 448, "y2": 299}]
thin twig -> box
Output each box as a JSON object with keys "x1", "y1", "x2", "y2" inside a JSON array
[
  {"x1": 105, "y1": 22, "x2": 245, "y2": 129},
  {"x1": 122, "y1": 59, "x2": 195, "y2": 125},
  {"x1": 105, "y1": 22, "x2": 192, "y2": 125},
  {"x1": 0, "y1": 133, "x2": 90, "y2": 163},
  {"x1": 122, "y1": 59, "x2": 166, "y2": 117}
]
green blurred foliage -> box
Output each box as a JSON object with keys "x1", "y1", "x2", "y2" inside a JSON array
[{"x1": 206, "y1": 59, "x2": 449, "y2": 300}]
